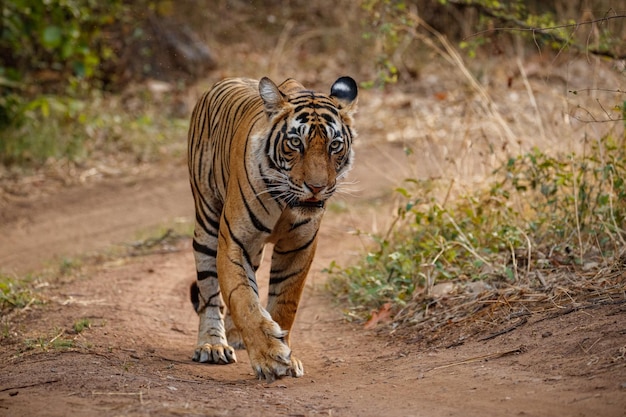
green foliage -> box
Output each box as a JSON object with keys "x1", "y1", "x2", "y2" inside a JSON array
[
  {"x1": 73, "y1": 318, "x2": 91, "y2": 334},
  {"x1": 0, "y1": 273, "x2": 36, "y2": 314},
  {"x1": 1, "y1": 0, "x2": 124, "y2": 83},
  {"x1": 24, "y1": 329, "x2": 74, "y2": 351},
  {"x1": 0, "y1": 90, "x2": 188, "y2": 166},
  {"x1": 0, "y1": 0, "x2": 128, "y2": 133},
  {"x1": 327, "y1": 137, "x2": 626, "y2": 318},
  {"x1": 493, "y1": 139, "x2": 626, "y2": 250},
  {"x1": 360, "y1": 0, "x2": 411, "y2": 86},
  {"x1": 0, "y1": 95, "x2": 84, "y2": 164},
  {"x1": 360, "y1": 0, "x2": 626, "y2": 84}
]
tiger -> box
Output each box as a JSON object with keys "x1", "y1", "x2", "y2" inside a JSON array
[{"x1": 187, "y1": 75, "x2": 358, "y2": 380}]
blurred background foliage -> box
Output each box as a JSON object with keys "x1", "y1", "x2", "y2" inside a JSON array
[{"x1": 0, "y1": 0, "x2": 624, "y2": 166}]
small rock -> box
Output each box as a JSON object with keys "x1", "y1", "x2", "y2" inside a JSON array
[
  {"x1": 583, "y1": 262, "x2": 599, "y2": 271},
  {"x1": 431, "y1": 282, "x2": 456, "y2": 297}
]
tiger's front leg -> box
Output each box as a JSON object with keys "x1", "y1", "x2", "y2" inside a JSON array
[
  {"x1": 217, "y1": 225, "x2": 298, "y2": 381},
  {"x1": 265, "y1": 223, "x2": 320, "y2": 371}
]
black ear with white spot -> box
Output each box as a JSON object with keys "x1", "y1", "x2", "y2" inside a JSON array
[
  {"x1": 330, "y1": 76, "x2": 358, "y2": 114},
  {"x1": 259, "y1": 77, "x2": 286, "y2": 117}
]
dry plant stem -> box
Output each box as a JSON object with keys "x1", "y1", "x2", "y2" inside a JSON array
[
  {"x1": 268, "y1": 20, "x2": 295, "y2": 75},
  {"x1": 517, "y1": 58, "x2": 546, "y2": 142},
  {"x1": 408, "y1": 12, "x2": 518, "y2": 149},
  {"x1": 437, "y1": 204, "x2": 493, "y2": 268},
  {"x1": 594, "y1": 136, "x2": 626, "y2": 246},
  {"x1": 442, "y1": 179, "x2": 455, "y2": 208},
  {"x1": 424, "y1": 346, "x2": 525, "y2": 372},
  {"x1": 92, "y1": 391, "x2": 145, "y2": 404},
  {"x1": 268, "y1": 21, "x2": 343, "y2": 76},
  {"x1": 455, "y1": 0, "x2": 626, "y2": 60},
  {"x1": 424, "y1": 248, "x2": 447, "y2": 296},
  {"x1": 509, "y1": 240, "x2": 519, "y2": 282},
  {"x1": 0, "y1": 379, "x2": 61, "y2": 392},
  {"x1": 478, "y1": 317, "x2": 529, "y2": 341},
  {"x1": 520, "y1": 228, "x2": 533, "y2": 283},
  {"x1": 48, "y1": 329, "x2": 64, "y2": 346},
  {"x1": 570, "y1": 158, "x2": 585, "y2": 262}
]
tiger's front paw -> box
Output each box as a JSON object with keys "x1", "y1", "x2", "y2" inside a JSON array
[
  {"x1": 192, "y1": 343, "x2": 237, "y2": 364},
  {"x1": 286, "y1": 355, "x2": 304, "y2": 378},
  {"x1": 246, "y1": 327, "x2": 304, "y2": 381},
  {"x1": 251, "y1": 349, "x2": 304, "y2": 381}
]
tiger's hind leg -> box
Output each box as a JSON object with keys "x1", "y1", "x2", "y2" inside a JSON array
[{"x1": 191, "y1": 211, "x2": 237, "y2": 364}]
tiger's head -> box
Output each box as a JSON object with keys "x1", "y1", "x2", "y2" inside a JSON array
[{"x1": 258, "y1": 76, "x2": 358, "y2": 211}]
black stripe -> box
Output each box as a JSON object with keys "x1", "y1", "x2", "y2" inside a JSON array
[
  {"x1": 224, "y1": 216, "x2": 252, "y2": 266},
  {"x1": 293, "y1": 100, "x2": 339, "y2": 115},
  {"x1": 227, "y1": 282, "x2": 252, "y2": 309},
  {"x1": 195, "y1": 209, "x2": 219, "y2": 237},
  {"x1": 195, "y1": 193, "x2": 221, "y2": 227},
  {"x1": 270, "y1": 266, "x2": 286, "y2": 275},
  {"x1": 273, "y1": 232, "x2": 317, "y2": 256},
  {"x1": 196, "y1": 290, "x2": 222, "y2": 313},
  {"x1": 289, "y1": 218, "x2": 311, "y2": 231},
  {"x1": 238, "y1": 182, "x2": 271, "y2": 234},
  {"x1": 193, "y1": 239, "x2": 217, "y2": 258},
  {"x1": 241, "y1": 117, "x2": 271, "y2": 214},
  {"x1": 228, "y1": 256, "x2": 259, "y2": 297},
  {"x1": 196, "y1": 270, "x2": 218, "y2": 281},
  {"x1": 269, "y1": 269, "x2": 302, "y2": 286}
]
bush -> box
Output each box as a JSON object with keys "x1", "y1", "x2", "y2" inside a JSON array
[
  {"x1": 0, "y1": 0, "x2": 128, "y2": 134},
  {"x1": 327, "y1": 136, "x2": 626, "y2": 318},
  {"x1": 1, "y1": 0, "x2": 125, "y2": 85}
]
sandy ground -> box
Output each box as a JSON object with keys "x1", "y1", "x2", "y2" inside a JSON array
[{"x1": 1, "y1": 142, "x2": 625, "y2": 416}]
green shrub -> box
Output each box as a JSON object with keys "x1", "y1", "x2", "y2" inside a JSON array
[
  {"x1": 0, "y1": 274, "x2": 36, "y2": 313},
  {"x1": 1, "y1": 0, "x2": 125, "y2": 83},
  {"x1": 327, "y1": 136, "x2": 626, "y2": 318},
  {"x1": 0, "y1": 0, "x2": 127, "y2": 132},
  {"x1": 73, "y1": 318, "x2": 91, "y2": 334},
  {"x1": 0, "y1": 90, "x2": 188, "y2": 166}
]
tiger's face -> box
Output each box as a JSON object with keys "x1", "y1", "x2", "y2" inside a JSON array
[{"x1": 259, "y1": 77, "x2": 358, "y2": 210}]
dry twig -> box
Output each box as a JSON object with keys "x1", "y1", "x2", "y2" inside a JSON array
[{"x1": 424, "y1": 346, "x2": 526, "y2": 372}]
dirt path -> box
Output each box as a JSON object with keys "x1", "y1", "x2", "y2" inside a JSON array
[
  {"x1": 1, "y1": 143, "x2": 625, "y2": 416},
  {"x1": 0, "y1": 165, "x2": 194, "y2": 275}
]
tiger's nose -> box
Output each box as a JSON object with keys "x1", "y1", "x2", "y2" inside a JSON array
[{"x1": 305, "y1": 182, "x2": 325, "y2": 194}]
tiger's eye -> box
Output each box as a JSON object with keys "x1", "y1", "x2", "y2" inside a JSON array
[
  {"x1": 288, "y1": 137, "x2": 302, "y2": 149},
  {"x1": 329, "y1": 140, "x2": 343, "y2": 152}
]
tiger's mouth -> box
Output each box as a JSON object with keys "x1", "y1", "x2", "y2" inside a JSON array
[{"x1": 290, "y1": 198, "x2": 325, "y2": 209}]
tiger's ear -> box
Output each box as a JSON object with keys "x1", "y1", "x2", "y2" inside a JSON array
[
  {"x1": 259, "y1": 77, "x2": 286, "y2": 117},
  {"x1": 330, "y1": 76, "x2": 358, "y2": 116}
]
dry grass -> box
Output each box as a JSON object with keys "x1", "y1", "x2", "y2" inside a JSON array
[
  {"x1": 390, "y1": 247, "x2": 626, "y2": 346},
  {"x1": 328, "y1": 16, "x2": 625, "y2": 338}
]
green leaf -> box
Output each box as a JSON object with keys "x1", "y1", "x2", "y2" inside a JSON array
[
  {"x1": 42, "y1": 26, "x2": 63, "y2": 49},
  {"x1": 72, "y1": 61, "x2": 86, "y2": 78}
]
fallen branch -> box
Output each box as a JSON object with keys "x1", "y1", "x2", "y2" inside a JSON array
[
  {"x1": 478, "y1": 317, "x2": 528, "y2": 341},
  {"x1": 92, "y1": 390, "x2": 145, "y2": 405},
  {"x1": 0, "y1": 379, "x2": 60, "y2": 392},
  {"x1": 535, "y1": 298, "x2": 626, "y2": 324},
  {"x1": 424, "y1": 346, "x2": 526, "y2": 372}
]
